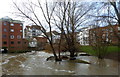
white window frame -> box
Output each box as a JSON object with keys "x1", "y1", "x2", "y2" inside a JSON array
[
  {"x1": 10, "y1": 29, "x2": 14, "y2": 32},
  {"x1": 20, "y1": 24, "x2": 22, "y2": 26},
  {"x1": 10, "y1": 35, "x2": 14, "y2": 39},
  {"x1": 4, "y1": 22, "x2": 7, "y2": 26},
  {"x1": 118, "y1": 27, "x2": 120, "y2": 31},
  {"x1": 20, "y1": 30, "x2": 22, "y2": 32},
  {"x1": 10, "y1": 23, "x2": 14, "y2": 26}
]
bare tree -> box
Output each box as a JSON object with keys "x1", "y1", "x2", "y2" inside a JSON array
[
  {"x1": 13, "y1": 0, "x2": 94, "y2": 60},
  {"x1": 110, "y1": 1, "x2": 120, "y2": 25},
  {"x1": 89, "y1": 2, "x2": 120, "y2": 46},
  {"x1": 13, "y1": 0, "x2": 62, "y2": 61},
  {"x1": 53, "y1": 1, "x2": 94, "y2": 59}
]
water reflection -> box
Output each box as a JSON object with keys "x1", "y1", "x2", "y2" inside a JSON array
[{"x1": 1, "y1": 51, "x2": 119, "y2": 75}]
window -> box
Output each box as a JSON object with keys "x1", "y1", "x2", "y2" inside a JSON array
[
  {"x1": 3, "y1": 41, "x2": 7, "y2": 44},
  {"x1": 20, "y1": 24, "x2": 22, "y2": 26},
  {"x1": 10, "y1": 23, "x2": 14, "y2": 26},
  {"x1": 32, "y1": 34, "x2": 36, "y2": 36},
  {"x1": 2, "y1": 35, "x2": 6, "y2": 38},
  {"x1": 32, "y1": 30, "x2": 35, "y2": 32},
  {"x1": 24, "y1": 42, "x2": 27, "y2": 44},
  {"x1": 11, "y1": 41, "x2": 14, "y2": 44},
  {"x1": 118, "y1": 27, "x2": 120, "y2": 31},
  {"x1": 10, "y1": 29, "x2": 14, "y2": 32},
  {"x1": 18, "y1": 41, "x2": 21, "y2": 44},
  {"x1": 81, "y1": 42, "x2": 82, "y2": 45},
  {"x1": 17, "y1": 35, "x2": 21, "y2": 39},
  {"x1": 106, "y1": 29, "x2": 108, "y2": 32},
  {"x1": 4, "y1": 22, "x2": 7, "y2": 26},
  {"x1": 3, "y1": 28, "x2": 7, "y2": 32},
  {"x1": 20, "y1": 30, "x2": 22, "y2": 32},
  {"x1": 10, "y1": 35, "x2": 14, "y2": 39},
  {"x1": 102, "y1": 34, "x2": 105, "y2": 38}
]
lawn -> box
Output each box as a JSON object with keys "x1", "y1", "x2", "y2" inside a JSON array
[{"x1": 80, "y1": 46, "x2": 119, "y2": 55}]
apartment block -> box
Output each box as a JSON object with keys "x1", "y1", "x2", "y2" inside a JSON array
[
  {"x1": 78, "y1": 26, "x2": 94, "y2": 45},
  {"x1": 24, "y1": 25, "x2": 42, "y2": 38},
  {"x1": 0, "y1": 16, "x2": 28, "y2": 52},
  {"x1": 24, "y1": 25, "x2": 47, "y2": 49},
  {"x1": 89, "y1": 25, "x2": 120, "y2": 45}
]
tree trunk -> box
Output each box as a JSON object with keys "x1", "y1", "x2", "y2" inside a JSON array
[
  {"x1": 49, "y1": 42, "x2": 61, "y2": 61},
  {"x1": 69, "y1": 47, "x2": 76, "y2": 60},
  {"x1": 70, "y1": 51, "x2": 75, "y2": 57},
  {"x1": 98, "y1": 55, "x2": 104, "y2": 59}
]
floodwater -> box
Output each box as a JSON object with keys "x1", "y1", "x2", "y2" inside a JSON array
[{"x1": 1, "y1": 51, "x2": 120, "y2": 75}]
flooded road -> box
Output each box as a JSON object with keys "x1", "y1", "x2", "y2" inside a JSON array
[{"x1": 1, "y1": 51, "x2": 119, "y2": 75}]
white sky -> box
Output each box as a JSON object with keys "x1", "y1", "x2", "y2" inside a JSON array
[
  {"x1": 0, "y1": 0, "x2": 45, "y2": 25},
  {"x1": 0, "y1": 0, "x2": 118, "y2": 18},
  {"x1": 0, "y1": 0, "x2": 13, "y2": 18},
  {"x1": 0, "y1": 0, "x2": 118, "y2": 27}
]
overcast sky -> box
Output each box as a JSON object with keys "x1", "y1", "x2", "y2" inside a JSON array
[
  {"x1": 0, "y1": 0, "x2": 13, "y2": 18},
  {"x1": 0, "y1": 0, "x2": 117, "y2": 18},
  {"x1": 0, "y1": 0, "x2": 118, "y2": 27},
  {"x1": 0, "y1": 0, "x2": 117, "y2": 17}
]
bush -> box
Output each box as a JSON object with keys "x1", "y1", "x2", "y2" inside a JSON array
[{"x1": 9, "y1": 50, "x2": 31, "y2": 53}]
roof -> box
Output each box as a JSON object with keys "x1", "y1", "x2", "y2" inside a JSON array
[
  {"x1": 0, "y1": 16, "x2": 23, "y2": 24},
  {"x1": 46, "y1": 31, "x2": 60, "y2": 36},
  {"x1": 77, "y1": 25, "x2": 96, "y2": 32},
  {"x1": 89, "y1": 24, "x2": 119, "y2": 31},
  {"x1": 34, "y1": 37, "x2": 47, "y2": 42},
  {"x1": 26, "y1": 26, "x2": 31, "y2": 28},
  {"x1": 52, "y1": 31, "x2": 60, "y2": 35},
  {"x1": 25, "y1": 25, "x2": 41, "y2": 30}
]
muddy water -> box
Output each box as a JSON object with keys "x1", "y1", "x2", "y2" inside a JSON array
[{"x1": 1, "y1": 51, "x2": 119, "y2": 75}]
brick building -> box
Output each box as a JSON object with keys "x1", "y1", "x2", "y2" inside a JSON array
[
  {"x1": 0, "y1": 16, "x2": 28, "y2": 52},
  {"x1": 89, "y1": 25, "x2": 120, "y2": 46},
  {"x1": 35, "y1": 37, "x2": 47, "y2": 50}
]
